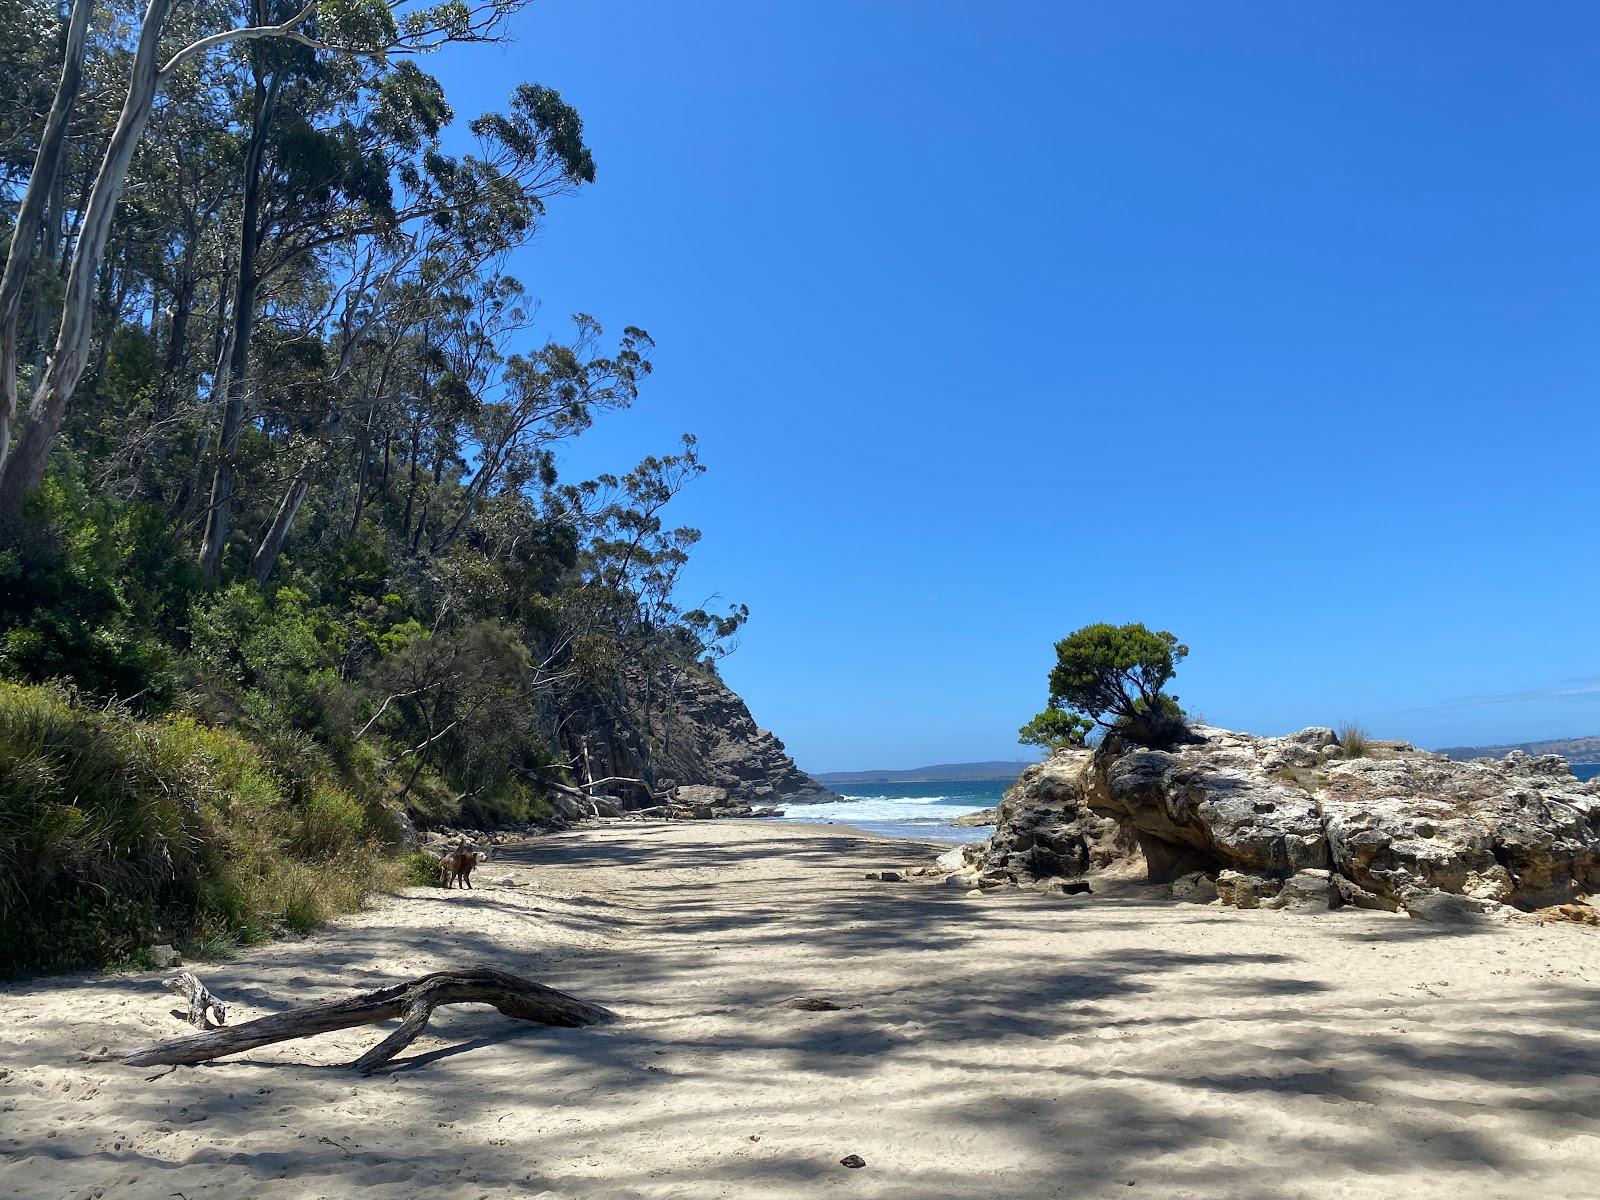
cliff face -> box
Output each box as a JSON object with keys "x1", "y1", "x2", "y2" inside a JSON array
[
  {"x1": 963, "y1": 725, "x2": 1600, "y2": 920},
  {"x1": 648, "y1": 670, "x2": 840, "y2": 805},
  {"x1": 573, "y1": 667, "x2": 839, "y2": 808}
]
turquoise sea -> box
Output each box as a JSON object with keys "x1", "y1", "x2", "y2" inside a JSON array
[{"x1": 777, "y1": 778, "x2": 1012, "y2": 843}]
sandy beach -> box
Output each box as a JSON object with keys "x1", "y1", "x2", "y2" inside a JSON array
[{"x1": 2, "y1": 819, "x2": 1597, "y2": 1200}]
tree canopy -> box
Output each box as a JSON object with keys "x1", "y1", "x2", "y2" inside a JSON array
[
  {"x1": 0, "y1": 0, "x2": 747, "y2": 828},
  {"x1": 1021, "y1": 622, "x2": 1191, "y2": 751}
]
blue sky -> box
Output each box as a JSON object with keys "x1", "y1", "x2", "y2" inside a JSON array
[{"x1": 430, "y1": 2, "x2": 1600, "y2": 770}]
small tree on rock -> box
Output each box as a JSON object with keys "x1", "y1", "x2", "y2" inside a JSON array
[{"x1": 1022, "y1": 622, "x2": 1191, "y2": 750}]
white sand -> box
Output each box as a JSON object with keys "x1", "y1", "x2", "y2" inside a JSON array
[{"x1": 2, "y1": 819, "x2": 1598, "y2": 1200}]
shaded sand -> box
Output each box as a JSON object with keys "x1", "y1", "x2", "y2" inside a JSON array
[{"x1": 2, "y1": 820, "x2": 1598, "y2": 1200}]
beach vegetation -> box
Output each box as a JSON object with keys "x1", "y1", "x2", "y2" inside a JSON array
[
  {"x1": 1018, "y1": 708, "x2": 1095, "y2": 751},
  {"x1": 1037, "y1": 622, "x2": 1192, "y2": 748},
  {"x1": 1336, "y1": 722, "x2": 1371, "y2": 759}
]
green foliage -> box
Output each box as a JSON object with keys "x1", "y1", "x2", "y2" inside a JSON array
[
  {"x1": 1018, "y1": 708, "x2": 1094, "y2": 751},
  {"x1": 1336, "y1": 722, "x2": 1370, "y2": 759},
  {"x1": 0, "y1": 681, "x2": 402, "y2": 974},
  {"x1": 0, "y1": 474, "x2": 190, "y2": 705},
  {"x1": 404, "y1": 848, "x2": 443, "y2": 887},
  {"x1": 1041, "y1": 622, "x2": 1192, "y2": 748}
]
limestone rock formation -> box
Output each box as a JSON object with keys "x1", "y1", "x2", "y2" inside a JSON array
[{"x1": 956, "y1": 725, "x2": 1600, "y2": 919}]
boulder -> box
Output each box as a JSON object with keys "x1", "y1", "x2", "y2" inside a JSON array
[
  {"x1": 1215, "y1": 869, "x2": 1280, "y2": 910},
  {"x1": 934, "y1": 847, "x2": 969, "y2": 873},
  {"x1": 1170, "y1": 871, "x2": 1218, "y2": 904},
  {"x1": 957, "y1": 724, "x2": 1600, "y2": 919},
  {"x1": 1262, "y1": 869, "x2": 1339, "y2": 911},
  {"x1": 952, "y1": 807, "x2": 998, "y2": 828},
  {"x1": 1402, "y1": 888, "x2": 1514, "y2": 925},
  {"x1": 673, "y1": 784, "x2": 730, "y2": 807}
]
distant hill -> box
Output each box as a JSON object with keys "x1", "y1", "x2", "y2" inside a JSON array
[
  {"x1": 1438, "y1": 734, "x2": 1600, "y2": 763},
  {"x1": 811, "y1": 760, "x2": 1034, "y2": 784}
]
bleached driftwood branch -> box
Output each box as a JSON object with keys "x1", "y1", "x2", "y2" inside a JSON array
[
  {"x1": 125, "y1": 968, "x2": 613, "y2": 1074},
  {"x1": 164, "y1": 970, "x2": 228, "y2": 1029}
]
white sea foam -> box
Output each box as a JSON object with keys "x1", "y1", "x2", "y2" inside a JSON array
[{"x1": 778, "y1": 793, "x2": 993, "y2": 843}]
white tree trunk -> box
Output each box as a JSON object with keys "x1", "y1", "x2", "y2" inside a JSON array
[
  {"x1": 0, "y1": 0, "x2": 94, "y2": 483},
  {"x1": 0, "y1": 0, "x2": 171, "y2": 526}
]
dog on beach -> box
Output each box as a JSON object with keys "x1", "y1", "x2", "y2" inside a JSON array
[{"x1": 439, "y1": 837, "x2": 487, "y2": 889}]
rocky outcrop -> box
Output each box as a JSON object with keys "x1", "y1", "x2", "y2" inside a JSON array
[
  {"x1": 643, "y1": 669, "x2": 839, "y2": 806},
  {"x1": 958, "y1": 726, "x2": 1600, "y2": 919},
  {"x1": 960, "y1": 751, "x2": 1128, "y2": 887}
]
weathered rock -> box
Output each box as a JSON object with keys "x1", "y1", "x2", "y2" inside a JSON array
[
  {"x1": 952, "y1": 807, "x2": 998, "y2": 828},
  {"x1": 1092, "y1": 741, "x2": 1329, "y2": 880},
  {"x1": 1402, "y1": 888, "x2": 1514, "y2": 925},
  {"x1": 1170, "y1": 871, "x2": 1218, "y2": 904},
  {"x1": 1320, "y1": 752, "x2": 1600, "y2": 909},
  {"x1": 383, "y1": 807, "x2": 419, "y2": 848},
  {"x1": 635, "y1": 669, "x2": 842, "y2": 806},
  {"x1": 1215, "y1": 870, "x2": 1280, "y2": 910},
  {"x1": 863, "y1": 870, "x2": 903, "y2": 882},
  {"x1": 1262, "y1": 869, "x2": 1339, "y2": 911},
  {"x1": 1332, "y1": 873, "x2": 1401, "y2": 912},
  {"x1": 550, "y1": 793, "x2": 593, "y2": 823},
  {"x1": 959, "y1": 723, "x2": 1600, "y2": 919},
  {"x1": 1539, "y1": 902, "x2": 1600, "y2": 927},
  {"x1": 961, "y1": 750, "x2": 1126, "y2": 886},
  {"x1": 673, "y1": 784, "x2": 730, "y2": 807}
]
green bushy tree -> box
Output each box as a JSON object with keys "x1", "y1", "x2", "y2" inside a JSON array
[{"x1": 1022, "y1": 622, "x2": 1191, "y2": 750}]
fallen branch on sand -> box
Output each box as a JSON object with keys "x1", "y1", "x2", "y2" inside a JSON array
[
  {"x1": 164, "y1": 970, "x2": 229, "y2": 1029},
  {"x1": 123, "y1": 968, "x2": 614, "y2": 1074}
]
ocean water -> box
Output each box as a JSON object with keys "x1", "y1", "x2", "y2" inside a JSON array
[
  {"x1": 778, "y1": 778, "x2": 1012, "y2": 843},
  {"x1": 1573, "y1": 764, "x2": 1600, "y2": 782}
]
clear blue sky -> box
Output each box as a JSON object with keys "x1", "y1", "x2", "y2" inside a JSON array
[{"x1": 431, "y1": 2, "x2": 1600, "y2": 771}]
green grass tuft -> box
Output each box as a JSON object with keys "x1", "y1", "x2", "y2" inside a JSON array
[{"x1": 1336, "y1": 722, "x2": 1370, "y2": 759}]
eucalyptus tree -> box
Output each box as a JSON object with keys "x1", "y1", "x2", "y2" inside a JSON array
[
  {"x1": 197, "y1": 73, "x2": 596, "y2": 577},
  {"x1": 0, "y1": 0, "x2": 534, "y2": 531}
]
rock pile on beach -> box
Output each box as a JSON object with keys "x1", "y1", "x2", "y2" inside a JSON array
[{"x1": 957, "y1": 726, "x2": 1600, "y2": 921}]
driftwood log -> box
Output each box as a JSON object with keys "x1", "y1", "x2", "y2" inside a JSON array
[
  {"x1": 164, "y1": 970, "x2": 228, "y2": 1029},
  {"x1": 124, "y1": 968, "x2": 614, "y2": 1074}
]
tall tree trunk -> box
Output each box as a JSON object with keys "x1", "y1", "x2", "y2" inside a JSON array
[
  {"x1": 152, "y1": 209, "x2": 198, "y2": 419},
  {"x1": 250, "y1": 464, "x2": 311, "y2": 586},
  {"x1": 0, "y1": 0, "x2": 94, "y2": 483},
  {"x1": 348, "y1": 403, "x2": 375, "y2": 536},
  {"x1": 197, "y1": 54, "x2": 280, "y2": 578},
  {"x1": 0, "y1": 0, "x2": 172, "y2": 530}
]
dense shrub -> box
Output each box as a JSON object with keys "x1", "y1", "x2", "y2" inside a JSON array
[{"x1": 0, "y1": 681, "x2": 405, "y2": 974}]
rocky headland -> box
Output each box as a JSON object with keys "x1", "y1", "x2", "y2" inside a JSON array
[{"x1": 953, "y1": 725, "x2": 1600, "y2": 922}]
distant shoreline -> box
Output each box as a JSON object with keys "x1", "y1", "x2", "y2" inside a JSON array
[{"x1": 812, "y1": 760, "x2": 1034, "y2": 786}]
